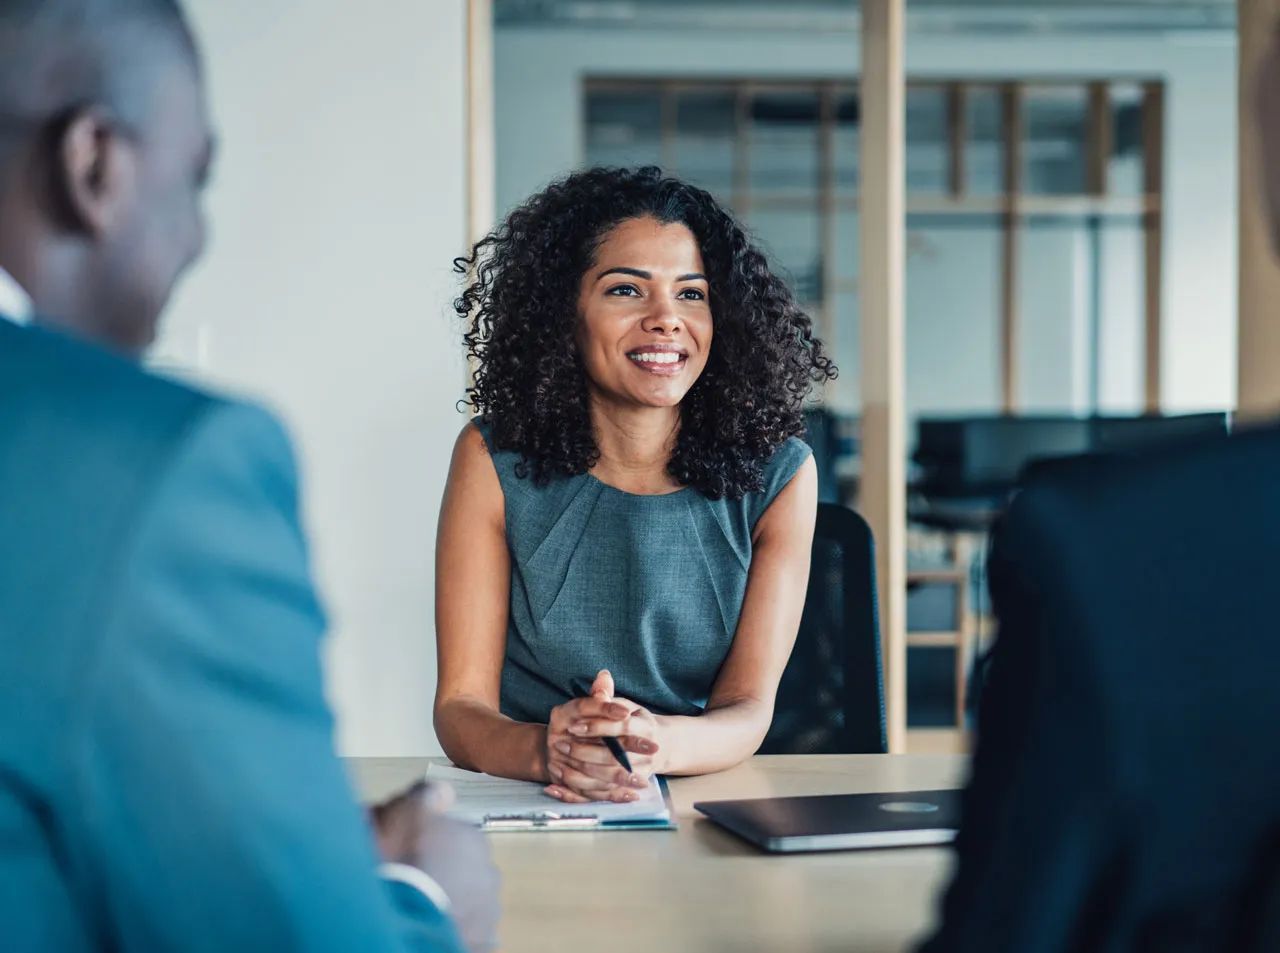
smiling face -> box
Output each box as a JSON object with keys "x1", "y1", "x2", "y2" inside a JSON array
[{"x1": 575, "y1": 216, "x2": 713, "y2": 411}]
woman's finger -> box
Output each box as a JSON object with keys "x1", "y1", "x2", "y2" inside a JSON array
[
  {"x1": 559, "y1": 740, "x2": 615, "y2": 766},
  {"x1": 560, "y1": 750, "x2": 618, "y2": 777},
  {"x1": 602, "y1": 783, "x2": 646, "y2": 803},
  {"x1": 547, "y1": 782, "x2": 635, "y2": 805},
  {"x1": 558, "y1": 696, "x2": 630, "y2": 723},
  {"x1": 591, "y1": 669, "x2": 615, "y2": 699},
  {"x1": 556, "y1": 760, "x2": 619, "y2": 793},
  {"x1": 556, "y1": 741, "x2": 652, "y2": 781},
  {"x1": 562, "y1": 754, "x2": 645, "y2": 788},
  {"x1": 618, "y1": 735, "x2": 659, "y2": 756},
  {"x1": 564, "y1": 756, "x2": 628, "y2": 786},
  {"x1": 567, "y1": 717, "x2": 630, "y2": 738},
  {"x1": 557, "y1": 762, "x2": 638, "y2": 800},
  {"x1": 544, "y1": 785, "x2": 592, "y2": 804}
]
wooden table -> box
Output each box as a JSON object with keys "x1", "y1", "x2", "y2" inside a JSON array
[{"x1": 350, "y1": 755, "x2": 967, "y2": 953}]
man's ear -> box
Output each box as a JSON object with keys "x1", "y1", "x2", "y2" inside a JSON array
[{"x1": 54, "y1": 107, "x2": 136, "y2": 238}]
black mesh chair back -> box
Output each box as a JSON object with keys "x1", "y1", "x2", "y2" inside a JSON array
[{"x1": 759, "y1": 503, "x2": 887, "y2": 754}]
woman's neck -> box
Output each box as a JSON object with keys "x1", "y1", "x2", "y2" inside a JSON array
[{"x1": 588, "y1": 399, "x2": 682, "y2": 494}]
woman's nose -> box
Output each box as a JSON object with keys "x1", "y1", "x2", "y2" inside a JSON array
[{"x1": 641, "y1": 303, "x2": 681, "y2": 335}]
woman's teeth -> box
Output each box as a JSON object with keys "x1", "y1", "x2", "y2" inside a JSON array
[{"x1": 629, "y1": 352, "x2": 683, "y2": 365}]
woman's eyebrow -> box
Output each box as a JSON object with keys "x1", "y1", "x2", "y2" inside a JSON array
[
  {"x1": 597, "y1": 266, "x2": 651, "y2": 281},
  {"x1": 595, "y1": 267, "x2": 708, "y2": 282}
]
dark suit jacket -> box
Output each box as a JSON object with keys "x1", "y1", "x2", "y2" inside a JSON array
[
  {"x1": 919, "y1": 424, "x2": 1280, "y2": 953},
  {"x1": 0, "y1": 320, "x2": 462, "y2": 952}
]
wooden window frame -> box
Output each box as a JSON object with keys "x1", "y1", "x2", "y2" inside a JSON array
[{"x1": 582, "y1": 75, "x2": 1166, "y2": 415}]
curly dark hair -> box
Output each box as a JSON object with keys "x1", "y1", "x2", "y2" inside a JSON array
[{"x1": 454, "y1": 166, "x2": 837, "y2": 500}]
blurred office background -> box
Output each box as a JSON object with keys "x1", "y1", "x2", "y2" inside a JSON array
[
  {"x1": 150, "y1": 1, "x2": 1268, "y2": 757},
  {"x1": 494, "y1": 0, "x2": 1239, "y2": 748}
]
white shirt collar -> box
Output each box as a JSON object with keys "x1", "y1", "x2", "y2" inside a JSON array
[{"x1": 0, "y1": 266, "x2": 33, "y2": 325}]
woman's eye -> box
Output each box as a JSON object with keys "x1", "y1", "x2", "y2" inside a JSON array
[
  {"x1": 678, "y1": 288, "x2": 706, "y2": 301},
  {"x1": 606, "y1": 284, "x2": 640, "y2": 297}
]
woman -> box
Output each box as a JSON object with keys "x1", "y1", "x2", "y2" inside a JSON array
[{"x1": 435, "y1": 166, "x2": 836, "y2": 804}]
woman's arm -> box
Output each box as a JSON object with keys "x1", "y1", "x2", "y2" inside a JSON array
[
  {"x1": 555, "y1": 456, "x2": 819, "y2": 788},
  {"x1": 433, "y1": 423, "x2": 547, "y2": 781},
  {"x1": 655, "y1": 455, "x2": 818, "y2": 774}
]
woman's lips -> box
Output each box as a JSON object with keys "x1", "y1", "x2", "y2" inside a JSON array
[{"x1": 627, "y1": 349, "x2": 688, "y2": 376}]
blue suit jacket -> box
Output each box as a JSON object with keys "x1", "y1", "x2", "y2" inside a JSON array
[{"x1": 0, "y1": 320, "x2": 462, "y2": 952}]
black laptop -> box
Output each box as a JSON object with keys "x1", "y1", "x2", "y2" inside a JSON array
[{"x1": 694, "y1": 789, "x2": 962, "y2": 853}]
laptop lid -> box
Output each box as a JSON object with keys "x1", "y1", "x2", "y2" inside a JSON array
[{"x1": 694, "y1": 789, "x2": 963, "y2": 854}]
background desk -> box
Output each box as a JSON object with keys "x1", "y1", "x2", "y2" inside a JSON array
[{"x1": 349, "y1": 754, "x2": 967, "y2": 953}]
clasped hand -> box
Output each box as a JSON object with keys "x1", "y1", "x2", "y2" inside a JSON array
[{"x1": 544, "y1": 669, "x2": 663, "y2": 803}]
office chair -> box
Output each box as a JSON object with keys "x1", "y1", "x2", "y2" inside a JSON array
[{"x1": 759, "y1": 503, "x2": 887, "y2": 754}]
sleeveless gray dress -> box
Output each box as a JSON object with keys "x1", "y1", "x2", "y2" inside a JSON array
[{"x1": 477, "y1": 422, "x2": 812, "y2": 723}]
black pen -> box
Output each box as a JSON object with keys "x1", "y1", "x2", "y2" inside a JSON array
[
  {"x1": 572, "y1": 676, "x2": 635, "y2": 776},
  {"x1": 602, "y1": 735, "x2": 633, "y2": 774}
]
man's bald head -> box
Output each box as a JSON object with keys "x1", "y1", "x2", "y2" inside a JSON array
[
  {"x1": 0, "y1": 0, "x2": 212, "y2": 355},
  {"x1": 0, "y1": 0, "x2": 196, "y2": 160}
]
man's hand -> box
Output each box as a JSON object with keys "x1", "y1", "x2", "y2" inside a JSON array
[{"x1": 372, "y1": 781, "x2": 501, "y2": 953}]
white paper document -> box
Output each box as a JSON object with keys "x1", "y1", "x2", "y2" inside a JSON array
[{"x1": 426, "y1": 763, "x2": 670, "y2": 826}]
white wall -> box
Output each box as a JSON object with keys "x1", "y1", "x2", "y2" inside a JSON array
[
  {"x1": 155, "y1": 0, "x2": 472, "y2": 756},
  {"x1": 494, "y1": 24, "x2": 1238, "y2": 414}
]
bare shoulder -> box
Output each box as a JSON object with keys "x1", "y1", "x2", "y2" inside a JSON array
[
  {"x1": 754, "y1": 455, "x2": 818, "y2": 544},
  {"x1": 448, "y1": 419, "x2": 500, "y2": 479},
  {"x1": 453, "y1": 417, "x2": 490, "y2": 453},
  {"x1": 443, "y1": 420, "x2": 505, "y2": 528}
]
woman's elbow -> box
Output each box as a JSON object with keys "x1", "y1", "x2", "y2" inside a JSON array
[
  {"x1": 433, "y1": 696, "x2": 479, "y2": 771},
  {"x1": 710, "y1": 694, "x2": 776, "y2": 748}
]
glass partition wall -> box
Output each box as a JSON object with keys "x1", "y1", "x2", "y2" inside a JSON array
[
  {"x1": 585, "y1": 77, "x2": 1165, "y2": 735},
  {"x1": 584, "y1": 78, "x2": 1165, "y2": 427}
]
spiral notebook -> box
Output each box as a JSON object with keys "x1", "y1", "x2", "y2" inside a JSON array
[
  {"x1": 353, "y1": 759, "x2": 674, "y2": 832},
  {"x1": 428, "y1": 763, "x2": 675, "y2": 831}
]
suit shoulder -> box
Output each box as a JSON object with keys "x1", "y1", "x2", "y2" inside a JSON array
[
  {"x1": 1003, "y1": 423, "x2": 1280, "y2": 566},
  {"x1": 165, "y1": 400, "x2": 301, "y2": 518},
  {"x1": 1018, "y1": 424, "x2": 1277, "y2": 508},
  {"x1": 0, "y1": 324, "x2": 297, "y2": 551},
  {"x1": 1, "y1": 322, "x2": 219, "y2": 448}
]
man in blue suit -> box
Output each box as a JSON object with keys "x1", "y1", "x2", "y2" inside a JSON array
[{"x1": 0, "y1": 2, "x2": 498, "y2": 951}]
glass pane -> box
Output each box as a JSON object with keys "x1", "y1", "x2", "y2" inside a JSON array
[
  {"x1": 828, "y1": 289, "x2": 860, "y2": 414},
  {"x1": 1108, "y1": 83, "x2": 1145, "y2": 196},
  {"x1": 833, "y1": 207, "x2": 859, "y2": 282},
  {"x1": 1022, "y1": 86, "x2": 1088, "y2": 195},
  {"x1": 906, "y1": 86, "x2": 948, "y2": 194},
  {"x1": 833, "y1": 90, "x2": 860, "y2": 194},
  {"x1": 749, "y1": 90, "x2": 820, "y2": 194},
  {"x1": 1017, "y1": 217, "x2": 1092, "y2": 412},
  {"x1": 964, "y1": 86, "x2": 1003, "y2": 195},
  {"x1": 1096, "y1": 220, "x2": 1146, "y2": 412},
  {"x1": 747, "y1": 208, "x2": 822, "y2": 303},
  {"x1": 905, "y1": 216, "x2": 1002, "y2": 437},
  {"x1": 828, "y1": 210, "x2": 859, "y2": 415},
  {"x1": 584, "y1": 90, "x2": 663, "y2": 169},
  {"x1": 674, "y1": 91, "x2": 735, "y2": 197}
]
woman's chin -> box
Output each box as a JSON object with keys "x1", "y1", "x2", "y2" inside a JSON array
[
  {"x1": 631, "y1": 386, "x2": 690, "y2": 409},
  {"x1": 591, "y1": 378, "x2": 696, "y2": 411}
]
